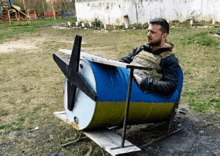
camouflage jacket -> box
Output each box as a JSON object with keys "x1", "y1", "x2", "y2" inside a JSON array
[{"x1": 119, "y1": 43, "x2": 180, "y2": 96}]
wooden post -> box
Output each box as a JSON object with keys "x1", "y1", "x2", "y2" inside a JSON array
[
  {"x1": 27, "y1": 9, "x2": 30, "y2": 24},
  {"x1": 42, "y1": 0, "x2": 45, "y2": 17},
  {"x1": 62, "y1": 0, "x2": 67, "y2": 13},
  {"x1": 34, "y1": 9, "x2": 37, "y2": 19},
  {"x1": 52, "y1": 1, "x2": 56, "y2": 20},
  {"x1": 23, "y1": 0, "x2": 26, "y2": 11},
  {"x1": 15, "y1": 11, "x2": 18, "y2": 23},
  {"x1": 8, "y1": 10, "x2": 11, "y2": 25}
]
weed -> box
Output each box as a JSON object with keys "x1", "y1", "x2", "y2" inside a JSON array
[
  {"x1": 0, "y1": 123, "x2": 13, "y2": 134},
  {"x1": 128, "y1": 23, "x2": 149, "y2": 29},
  {"x1": 78, "y1": 146, "x2": 90, "y2": 156},
  {"x1": 16, "y1": 114, "x2": 28, "y2": 126},
  {"x1": 21, "y1": 85, "x2": 29, "y2": 93},
  {"x1": 215, "y1": 96, "x2": 220, "y2": 111},
  {"x1": 91, "y1": 18, "x2": 104, "y2": 30},
  {"x1": 130, "y1": 23, "x2": 142, "y2": 29},
  {"x1": 143, "y1": 22, "x2": 149, "y2": 29},
  {"x1": 0, "y1": 109, "x2": 9, "y2": 116},
  {"x1": 8, "y1": 97, "x2": 16, "y2": 105},
  {"x1": 92, "y1": 148, "x2": 104, "y2": 156}
]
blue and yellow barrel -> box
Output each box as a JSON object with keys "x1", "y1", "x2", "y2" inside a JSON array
[{"x1": 64, "y1": 59, "x2": 183, "y2": 130}]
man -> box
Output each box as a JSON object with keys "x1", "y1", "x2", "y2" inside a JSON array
[{"x1": 119, "y1": 18, "x2": 180, "y2": 96}]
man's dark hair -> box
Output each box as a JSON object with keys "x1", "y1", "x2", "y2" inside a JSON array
[{"x1": 150, "y1": 18, "x2": 169, "y2": 34}]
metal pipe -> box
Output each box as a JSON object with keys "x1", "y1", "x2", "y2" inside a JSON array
[{"x1": 121, "y1": 68, "x2": 134, "y2": 147}]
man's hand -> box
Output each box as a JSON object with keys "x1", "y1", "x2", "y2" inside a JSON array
[{"x1": 134, "y1": 74, "x2": 142, "y2": 85}]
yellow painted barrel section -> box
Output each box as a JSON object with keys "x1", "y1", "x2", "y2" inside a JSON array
[{"x1": 87, "y1": 102, "x2": 174, "y2": 130}]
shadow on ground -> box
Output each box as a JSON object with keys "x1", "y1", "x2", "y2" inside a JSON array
[{"x1": 117, "y1": 112, "x2": 220, "y2": 156}]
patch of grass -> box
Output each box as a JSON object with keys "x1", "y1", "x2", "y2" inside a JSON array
[
  {"x1": 182, "y1": 77, "x2": 220, "y2": 112},
  {"x1": 0, "y1": 109, "x2": 9, "y2": 116},
  {"x1": 0, "y1": 113, "x2": 31, "y2": 134},
  {"x1": 191, "y1": 97, "x2": 213, "y2": 112},
  {"x1": 0, "y1": 71, "x2": 11, "y2": 83},
  {"x1": 91, "y1": 148, "x2": 104, "y2": 156},
  {"x1": 77, "y1": 146, "x2": 90, "y2": 156},
  {"x1": 180, "y1": 31, "x2": 219, "y2": 47},
  {"x1": 8, "y1": 97, "x2": 16, "y2": 105},
  {"x1": 215, "y1": 97, "x2": 220, "y2": 111},
  {"x1": 0, "y1": 23, "x2": 219, "y2": 155},
  {"x1": 123, "y1": 44, "x2": 135, "y2": 51},
  {"x1": 0, "y1": 17, "x2": 76, "y2": 42},
  {"x1": 0, "y1": 123, "x2": 13, "y2": 134},
  {"x1": 16, "y1": 114, "x2": 28, "y2": 125},
  {"x1": 1, "y1": 87, "x2": 15, "y2": 92},
  {"x1": 169, "y1": 27, "x2": 220, "y2": 112}
]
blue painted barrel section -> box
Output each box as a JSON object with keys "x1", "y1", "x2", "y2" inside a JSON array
[{"x1": 88, "y1": 61, "x2": 183, "y2": 103}]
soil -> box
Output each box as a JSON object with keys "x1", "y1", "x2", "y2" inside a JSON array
[
  {"x1": 0, "y1": 26, "x2": 220, "y2": 156},
  {"x1": 123, "y1": 104, "x2": 220, "y2": 156}
]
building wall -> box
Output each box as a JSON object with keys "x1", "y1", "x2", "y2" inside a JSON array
[
  {"x1": 75, "y1": 0, "x2": 123, "y2": 24},
  {"x1": 75, "y1": 0, "x2": 220, "y2": 25}
]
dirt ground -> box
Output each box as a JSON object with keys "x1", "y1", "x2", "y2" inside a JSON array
[{"x1": 0, "y1": 25, "x2": 220, "y2": 156}]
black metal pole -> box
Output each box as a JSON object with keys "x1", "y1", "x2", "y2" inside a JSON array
[{"x1": 121, "y1": 68, "x2": 134, "y2": 147}]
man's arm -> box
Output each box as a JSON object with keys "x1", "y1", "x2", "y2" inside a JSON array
[
  {"x1": 139, "y1": 54, "x2": 180, "y2": 96},
  {"x1": 119, "y1": 52, "x2": 134, "y2": 63}
]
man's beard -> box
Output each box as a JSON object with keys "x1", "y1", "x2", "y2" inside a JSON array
[
  {"x1": 148, "y1": 40, "x2": 161, "y2": 47},
  {"x1": 148, "y1": 36, "x2": 162, "y2": 47}
]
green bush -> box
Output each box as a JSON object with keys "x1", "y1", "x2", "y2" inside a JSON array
[
  {"x1": 127, "y1": 22, "x2": 149, "y2": 29},
  {"x1": 92, "y1": 18, "x2": 104, "y2": 30},
  {"x1": 142, "y1": 22, "x2": 149, "y2": 29}
]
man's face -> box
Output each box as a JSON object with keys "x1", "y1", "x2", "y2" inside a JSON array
[{"x1": 147, "y1": 24, "x2": 163, "y2": 47}]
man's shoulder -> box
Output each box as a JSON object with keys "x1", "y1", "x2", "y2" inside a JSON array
[
  {"x1": 160, "y1": 53, "x2": 179, "y2": 66},
  {"x1": 163, "y1": 53, "x2": 178, "y2": 61}
]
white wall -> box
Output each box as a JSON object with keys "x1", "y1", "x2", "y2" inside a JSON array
[
  {"x1": 75, "y1": 0, "x2": 124, "y2": 24},
  {"x1": 75, "y1": 0, "x2": 220, "y2": 25}
]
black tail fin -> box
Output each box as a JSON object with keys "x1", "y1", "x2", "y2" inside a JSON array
[{"x1": 53, "y1": 35, "x2": 97, "y2": 111}]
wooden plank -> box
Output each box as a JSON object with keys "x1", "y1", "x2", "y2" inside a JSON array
[
  {"x1": 59, "y1": 49, "x2": 128, "y2": 68},
  {"x1": 53, "y1": 111, "x2": 141, "y2": 156},
  {"x1": 59, "y1": 49, "x2": 153, "y2": 71},
  {"x1": 84, "y1": 130, "x2": 141, "y2": 156}
]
